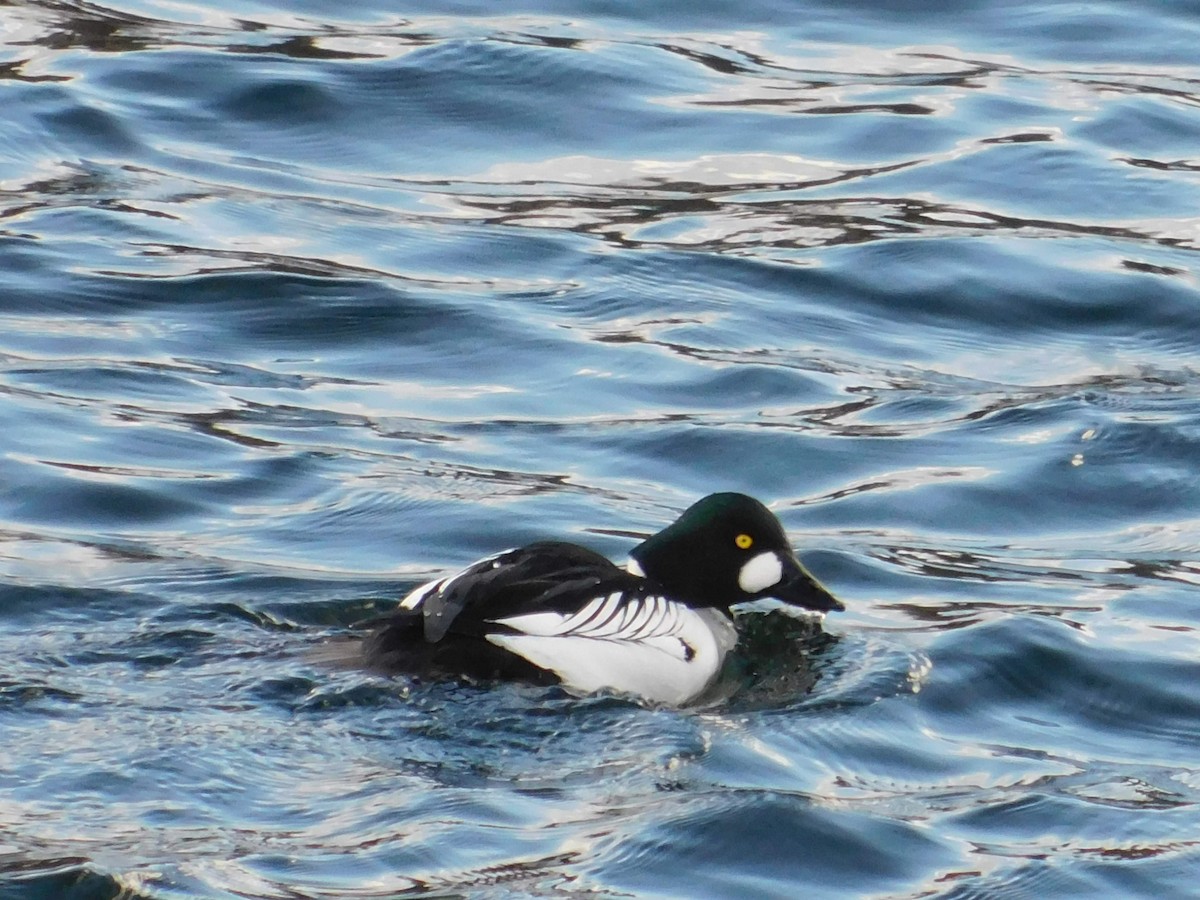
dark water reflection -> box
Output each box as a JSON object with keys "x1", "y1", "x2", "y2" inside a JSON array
[{"x1": 3, "y1": 0, "x2": 1200, "y2": 897}]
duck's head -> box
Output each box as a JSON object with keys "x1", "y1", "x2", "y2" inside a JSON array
[{"x1": 629, "y1": 492, "x2": 844, "y2": 613}]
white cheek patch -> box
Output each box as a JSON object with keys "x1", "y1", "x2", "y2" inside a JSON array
[{"x1": 738, "y1": 551, "x2": 783, "y2": 594}]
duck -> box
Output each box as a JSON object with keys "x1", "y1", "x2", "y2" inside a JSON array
[{"x1": 362, "y1": 492, "x2": 843, "y2": 705}]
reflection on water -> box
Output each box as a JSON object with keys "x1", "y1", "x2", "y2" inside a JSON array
[{"x1": 2, "y1": 0, "x2": 1200, "y2": 897}]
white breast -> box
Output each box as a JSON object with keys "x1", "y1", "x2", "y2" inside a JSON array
[{"x1": 486, "y1": 595, "x2": 737, "y2": 706}]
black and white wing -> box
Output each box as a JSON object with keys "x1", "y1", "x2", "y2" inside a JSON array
[
  {"x1": 488, "y1": 590, "x2": 697, "y2": 658},
  {"x1": 394, "y1": 541, "x2": 627, "y2": 642}
]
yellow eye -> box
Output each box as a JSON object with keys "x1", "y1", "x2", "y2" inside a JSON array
[{"x1": 735, "y1": 533, "x2": 753, "y2": 550}]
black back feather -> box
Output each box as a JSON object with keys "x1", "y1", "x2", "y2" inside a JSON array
[{"x1": 362, "y1": 541, "x2": 644, "y2": 679}]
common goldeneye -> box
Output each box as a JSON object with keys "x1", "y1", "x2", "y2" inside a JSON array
[{"x1": 363, "y1": 492, "x2": 843, "y2": 705}]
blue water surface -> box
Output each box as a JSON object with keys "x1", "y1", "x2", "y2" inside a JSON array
[{"x1": 2, "y1": 0, "x2": 1200, "y2": 897}]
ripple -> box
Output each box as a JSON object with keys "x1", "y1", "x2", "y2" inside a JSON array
[
  {"x1": 3, "y1": 1, "x2": 1200, "y2": 897},
  {"x1": 922, "y1": 616, "x2": 1200, "y2": 760},
  {"x1": 590, "y1": 791, "x2": 952, "y2": 898}
]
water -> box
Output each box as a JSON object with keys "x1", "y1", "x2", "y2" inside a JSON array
[{"x1": 2, "y1": 0, "x2": 1199, "y2": 896}]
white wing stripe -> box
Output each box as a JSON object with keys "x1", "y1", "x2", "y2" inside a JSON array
[
  {"x1": 401, "y1": 548, "x2": 522, "y2": 611},
  {"x1": 593, "y1": 594, "x2": 639, "y2": 638},
  {"x1": 591, "y1": 592, "x2": 625, "y2": 635},
  {"x1": 625, "y1": 598, "x2": 660, "y2": 640},
  {"x1": 486, "y1": 606, "x2": 738, "y2": 705},
  {"x1": 614, "y1": 599, "x2": 640, "y2": 634},
  {"x1": 494, "y1": 593, "x2": 688, "y2": 643},
  {"x1": 399, "y1": 577, "x2": 445, "y2": 610},
  {"x1": 565, "y1": 595, "x2": 606, "y2": 631}
]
